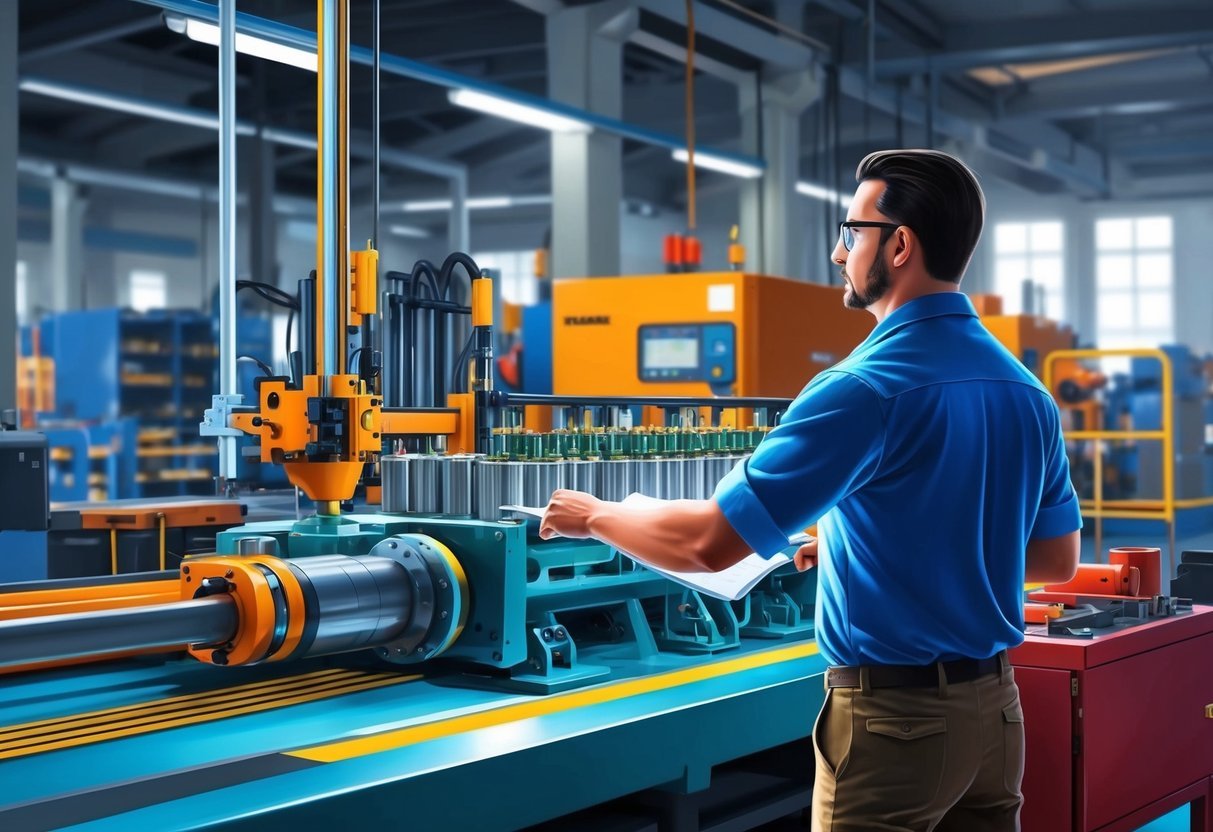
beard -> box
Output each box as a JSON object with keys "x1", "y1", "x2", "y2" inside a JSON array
[{"x1": 842, "y1": 252, "x2": 891, "y2": 310}]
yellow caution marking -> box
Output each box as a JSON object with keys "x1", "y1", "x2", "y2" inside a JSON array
[
  {"x1": 289, "y1": 641, "x2": 820, "y2": 764},
  {"x1": 0, "y1": 668, "x2": 420, "y2": 761},
  {"x1": 0, "y1": 668, "x2": 353, "y2": 739}
]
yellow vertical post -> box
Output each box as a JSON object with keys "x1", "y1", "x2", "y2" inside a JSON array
[
  {"x1": 1160, "y1": 351, "x2": 1176, "y2": 576},
  {"x1": 157, "y1": 513, "x2": 167, "y2": 572}
]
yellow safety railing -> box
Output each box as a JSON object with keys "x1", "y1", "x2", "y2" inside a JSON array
[{"x1": 1044, "y1": 348, "x2": 1213, "y2": 577}]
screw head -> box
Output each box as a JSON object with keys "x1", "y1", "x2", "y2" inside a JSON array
[{"x1": 494, "y1": 531, "x2": 504, "y2": 541}]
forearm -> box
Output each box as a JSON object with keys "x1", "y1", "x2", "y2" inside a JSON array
[{"x1": 586, "y1": 499, "x2": 745, "y2": 573}]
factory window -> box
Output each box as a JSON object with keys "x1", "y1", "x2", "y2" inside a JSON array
[
  {"x1": 993, "y1": 221, "x2": 1065, "y2": 319},
  {"x1": 471, "y1": 251, "x2": 538, "y2": 305},
  {"x1": 15, "y1": 261, "x2": 27, "y2": 324},
  {"x1": 129, "y1": 269, "x2": 167, "y2": 312},
  {"x1": 1095, "y1": 216, "x2": 1173, "y2": 357}
]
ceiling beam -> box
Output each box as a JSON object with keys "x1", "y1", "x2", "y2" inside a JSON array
[
  {"x1": 874, "y1": 9, "x2": 1213, "y2": 77},
  {"x1": 999, "y1": 77, "x2": 1213, "y2": 122}
]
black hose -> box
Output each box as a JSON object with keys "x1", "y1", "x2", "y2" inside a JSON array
[
  {"x1": 237, "y1": 355, "x2": 274, "y2": 377},
  {"x1": 438, "y1": 251, "x2": 482, "y2": 300}
]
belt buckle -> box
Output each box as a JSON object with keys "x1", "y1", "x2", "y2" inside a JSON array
[{"x1": 826, "y1": 666, "x2": 859, "y2": 688}]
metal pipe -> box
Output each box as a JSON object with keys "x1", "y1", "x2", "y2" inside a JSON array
[
  {"x1": 0, "y1": 597, "x2": 237, "y2": 669},
  {"x1": 299, "y1": 275, "x2": 317, "y2": 380},
  {"x1": 217, "y1": 0, "x2": 238, "y2": 482},
  {"x1": 372, "y1": 0, "x2": 380, "y2": 250},
  {"x1": 316, "y1": 0, "x2": 338, "y2": 378}
]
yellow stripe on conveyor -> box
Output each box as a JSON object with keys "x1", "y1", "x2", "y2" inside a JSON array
[
  {"x1": 288, "y1": 641, "x2": 820, "y2": 764},
  {"x1": 0, "y1": 669, "x2": 420, "y2": 761}
]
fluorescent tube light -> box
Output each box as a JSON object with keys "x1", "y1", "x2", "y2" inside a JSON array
[
  {"x1": 394, "y1": 195, "x2": 553, "y2": 213},
  {"x1": 671, "y1": 148, "x2": 763, "y2": 179},
  {"x1": 388, "y1": 224, "x2": 432, "y2": 239},
  {"x1": 448, "y1": 89, "x2": 591, "y2": 134},
  {"x1": 796, "y1": 180, "x2": 851, "y2": 208},
  {"x1": 19, "y1": 78, "x2": 224, "y2": 131},
  {"x1": 167, "y1": 15, "x2": 317, "y2": 72}
]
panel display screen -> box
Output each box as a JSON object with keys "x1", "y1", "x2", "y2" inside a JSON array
[{"x1": 643, "y1": 337, "x2": 699, "y2": 370}]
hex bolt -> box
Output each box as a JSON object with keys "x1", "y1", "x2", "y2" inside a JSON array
[{"x1": 542, "y1": 628, "x2": 553, "y2": 641}]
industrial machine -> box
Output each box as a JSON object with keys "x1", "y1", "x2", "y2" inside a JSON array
[
  {"x1": 552, "y1": 272, "x2": 872, "y2": 399},
  {"x1": 0, "y1": 3, "x2": 827, "y2": 829}
]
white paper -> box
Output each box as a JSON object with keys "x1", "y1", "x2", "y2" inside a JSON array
[{"x1": 502, "y1": 495, "x2": 808, "y2": 602}]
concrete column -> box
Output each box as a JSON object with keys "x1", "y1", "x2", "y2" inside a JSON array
[
  {"x1": 739, "y1": 68, "x2": 820, "y2": 278},
  {"x1": 448, "y1": 172, "x2": 469, "y2": 253},
  {"x1": 249, "y1": 136, "x2": 277, "y2": 286},
  {"x1": 0, "y1": 0, "x2": 14, "y2": 409},
  {"x1": 50, "y1": 177, "x2": 86, "y2": 311},
  {"x1": 546, "y1": 5, "x2": 627, "y2": 278}
]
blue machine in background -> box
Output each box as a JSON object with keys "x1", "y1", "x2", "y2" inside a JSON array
[
  {"x1": 520, "y1": 300, "x2": 552, "y2": 395},
  {"x1": 1097, "y1": 345, "x2": 1213, "y2": 535}
]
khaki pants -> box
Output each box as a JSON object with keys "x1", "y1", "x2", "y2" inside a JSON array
[{"x1": 811, "y1": 655, "x2": 1024, "y2": 832}]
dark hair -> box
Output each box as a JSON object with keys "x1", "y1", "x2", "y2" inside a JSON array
[{"x1": 855, "y1": 149, "x2": 985, "y2": 284}]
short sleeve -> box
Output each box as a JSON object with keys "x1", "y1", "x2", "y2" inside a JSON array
[
  {"x1": 1031, "y1": 406, "x2": 1083, "y2": 540},
  {"x1": 713, "y1": 372, "x2": 886, "y2": 557}
]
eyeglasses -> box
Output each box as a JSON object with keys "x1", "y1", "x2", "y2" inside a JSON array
[{"x1": 839, "y1": 221, "x2": 901, "y2": 252}]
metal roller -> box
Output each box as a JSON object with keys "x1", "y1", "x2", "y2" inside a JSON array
[
  {"x1": 0, "y1": 538, "x2": 469, "y2": 671},
  {"x1": 474, "y1": 460, "x2": 527, "y2": 520},
  {"x1": 599, "y1": 458, "x2": 634, "y2": 502},
  {"x1": 635, "y1": 458, "x2": 663, "y2": 500},
  {"x1": 522, "y1": 460, "x2": 566, "y2": 508},
  {"x1": 703, "y1": 454, "x2": 734, "y2": 496},
  {"x1": 441, "y1": 453, "x2": 480, "y2": 516},
  {"x1": 380, "y1": 454, "x2": 410, "y2": 513},
  {"x1": 565, "y1": 459, "x2": 600, "y2": 498},
  {"x1": 286, "y1": 554, "x2": 411, "y2": 655},
  {"x1": 661, "y1": 458, "x2": 686, "y2": 501},
  {"x1": 406, "y1": 454, "x2": 446, "y2": 514},
  {"x1": 682, "y1": 456, "x2": 707, "y2": 500}
]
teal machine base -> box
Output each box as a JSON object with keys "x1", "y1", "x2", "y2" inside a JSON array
[
  {"x1": 0, "y1": 642, "x2": 825, "y2": 831},
  {"x1": 0, "y1": 511, "x2": 826, "y2": 830}
]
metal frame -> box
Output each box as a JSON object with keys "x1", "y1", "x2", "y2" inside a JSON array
[{"x1": 1044, "y1": 348, "x2": 1213, "y2": 576}]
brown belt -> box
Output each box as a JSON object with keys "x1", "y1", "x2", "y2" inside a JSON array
[{"x1": 826, "y1": 654, "x2": 1003, "y2": 689}]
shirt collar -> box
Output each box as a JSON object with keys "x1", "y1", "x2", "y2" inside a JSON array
[{"x1": 859, "y1": 291, "x2": 977, "y2": 348}]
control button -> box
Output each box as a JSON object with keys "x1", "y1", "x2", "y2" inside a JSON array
[
  {"x1": 713, "y1": 340, "x2": 728, "y2": 355},
  {"x1": 711, "y1": 366, "x2": 723, "y2": 378}
]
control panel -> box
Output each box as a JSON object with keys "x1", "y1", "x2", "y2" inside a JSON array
[{"x1": 638, "y1": 323, "x2": 736, "y2": 385}]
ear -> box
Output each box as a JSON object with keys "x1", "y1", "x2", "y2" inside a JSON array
[{"x1": 891, "y1": 227, "x2": 914, "y2": 269}]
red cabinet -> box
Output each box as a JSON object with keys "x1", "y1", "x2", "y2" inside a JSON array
[{"x1": 1012, "y1": 606, "x2": 1213, "y2": 831}]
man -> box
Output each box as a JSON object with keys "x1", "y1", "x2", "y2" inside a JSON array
[{"x1": 541, "y1": 149, "x2": 1081, "y2": 831}]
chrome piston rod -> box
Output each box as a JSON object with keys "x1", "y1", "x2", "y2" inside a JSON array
[{"x1": 0, "y1": 597, "x2": 238, "y2": 669}]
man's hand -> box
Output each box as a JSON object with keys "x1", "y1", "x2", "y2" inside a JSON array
[
  {"x1": 793, "y1": 538, "x2": 819, "y2": 571},
  {"x1": 540, "y1": 489, "x2": 601, "y2": 540}
]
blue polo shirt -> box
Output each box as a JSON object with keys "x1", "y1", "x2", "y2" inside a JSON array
[{"x1": 714, "y1": 291, "x2": 1081, "y2": 666}]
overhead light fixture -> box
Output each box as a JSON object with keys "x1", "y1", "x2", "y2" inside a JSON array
[
  {"x1": 671, "y1": 149, "x2": 763, "y2": 180},
  {"x1": 393, "y1": 194, "x2": 553, "y2": 213},
  {"x1": 448, "y1": 89, "x2": 591, "y2": 134},
  {"x1": 388, "y1": 224, "x2": 432, "y2": 239},
  {"x1": 19, "y1": 77, "x2": 228, "y2": 132},
  {"x1": 796, "y1": 180, "x2": 850, "y2": 207},
  {"x1": 165, "y1": 14, "x2": 317, "y2": 72}
]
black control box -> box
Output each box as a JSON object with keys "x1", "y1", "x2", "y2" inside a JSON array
[{"x1": 0, "y1": 430, "x2": 50, "y2": 531}]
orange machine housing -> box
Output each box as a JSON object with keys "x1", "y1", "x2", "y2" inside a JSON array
[
  {"x1": 980, "y1": 313, "x2": 1076, "y2": 379},
  {"x1": 552, "y1": 273, "x2": 872, "y2": 399}
]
